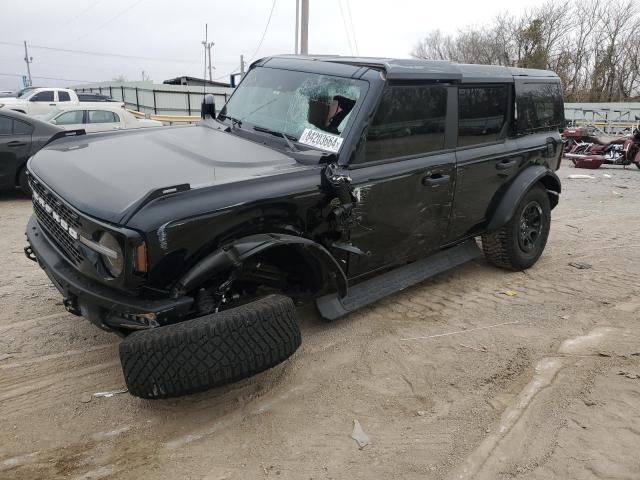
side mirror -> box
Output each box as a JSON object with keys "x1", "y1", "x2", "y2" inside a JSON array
[
  {"x1": 50, "y1": 119, "x2": 57, "y2": 125},
  {"x1": 201, "y1": 94, "x2": 215, "y2": 119}
]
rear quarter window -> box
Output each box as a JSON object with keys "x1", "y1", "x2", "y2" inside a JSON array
[
  {"x1": 13, "y1": 119, "x2": 33, "y2": 135},
  {"x1": 516, "y1": 82, "x2": 564, "y2": 133},
  {"x1": 0, "y1": 116, "x2": 12, "y2": 135}
]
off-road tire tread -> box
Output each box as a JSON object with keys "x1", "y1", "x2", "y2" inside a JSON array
[
  {"x1": 119, "y1": 294, "x2": 300, "y2": 399},
  {"x1": 481, "y1": 184, "x2": 550, "y2": 271}
]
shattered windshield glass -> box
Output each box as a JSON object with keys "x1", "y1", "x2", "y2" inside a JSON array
[{"x1": 219, "y1": 67, "x2": 366, "y2": 141}]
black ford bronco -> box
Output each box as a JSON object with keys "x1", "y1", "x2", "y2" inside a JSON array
[{"x1": 24, "y1": 56, "x2": 563, "y2": 399}]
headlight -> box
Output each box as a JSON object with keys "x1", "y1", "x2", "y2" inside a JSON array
[{"x1": 98, "y1": 232, "x2": 124, "y2": 277}]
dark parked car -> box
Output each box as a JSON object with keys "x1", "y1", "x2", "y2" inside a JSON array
[
  {"x1": 0, "y1": 109, "x2": 82, "y2": 195},
  {"x1": 76, "y1": 93, "x2": 116, "y2": 102},
  {"x1": 24, "y1": 56, "x2": 564, "y2": 399}
]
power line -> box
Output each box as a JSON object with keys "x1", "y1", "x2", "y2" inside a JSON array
[
  {"x1": 71, "y1": 0, "x2": 146, "y2": 43},
  {"x1": 0, "y1": 41, "x2": 198, "y2": 64},
  {"x1": 248, "y1": 0, "x2": 277, "y2": 62},
  {"x1": 0, "y1": 72, "x2": 97, "y2": 83},
  {"x1": 344, "y1": 0, "x2": 359, "y2": 56},
  {"x1": 62, "y1": 0, "x2": 104, "y2": 27},
  {"x1": 338, "y1": 0, "x2": 354, "y2": 56}
]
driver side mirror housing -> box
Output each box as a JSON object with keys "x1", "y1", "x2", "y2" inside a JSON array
[{"x1": 201, "y1": 94, "x2": 216, "y2": 119}]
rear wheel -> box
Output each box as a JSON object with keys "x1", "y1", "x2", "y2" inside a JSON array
[
  {"x1": 481, "y1": 185, "x2": 551, "y2": 271},
  {"x1": 18, "y1": 168, "x2": 31, "y2": 196},
  {"x1": 119, "y1": 294, "x2": 300, "y2": 399}
]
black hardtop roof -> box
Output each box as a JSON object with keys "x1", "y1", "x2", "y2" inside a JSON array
[{"x1": 262, "y1": 55, "x2": 559, "y2": 83}]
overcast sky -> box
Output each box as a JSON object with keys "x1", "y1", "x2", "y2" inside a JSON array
[{"x1": 0, "y1": 0, "x2": 546, "y2": 90}]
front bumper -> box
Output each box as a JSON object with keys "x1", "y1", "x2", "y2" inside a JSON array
[{"x1": 25, "y1": 215, "x2": 193, "y2": 331}]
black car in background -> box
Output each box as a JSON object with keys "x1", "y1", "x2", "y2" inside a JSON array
[
  {"x1": 76, "y1": 93, "x2": 116, "y2": 102},
  {"x1": 0, "y1": 109, "x2": 83, "y2": 195}
]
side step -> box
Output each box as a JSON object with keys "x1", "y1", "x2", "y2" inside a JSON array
[{"x1": 316, "y1": 239, "x2": 481, "y2": 320}]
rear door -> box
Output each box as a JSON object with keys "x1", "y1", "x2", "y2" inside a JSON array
[
  {"x1": 449, "y1": 84, "x2": 520, "y2": 240},
  {"x1": 87, "y1": 110, "x2": 121, "y2": 132},
  {"x1": 0, "y1": 115, "x2": 32, "y2": 189},
  {"x1": 346, "y1": 83, "x2": 456, "y2": 278}
]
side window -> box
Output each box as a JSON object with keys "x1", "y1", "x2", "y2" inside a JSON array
[
  {"x1": 0, "y1": 116, "x2": 12, "y2": 135},
  {"x1": 363, "y1": 84, "x2": 447, "y2": 162},
  {"x1": 458, "y1": 85, "x2": 509, "y2": 147},
  {"x1": 58, "y1": 91, "x2": 71, "y2": 102},
  {"x1": 516, "y1": 82, "x2": 564, "y2": 133},
  {"x1": 31, "y1": 90, "x2": 55, "y2": 102},
  {"x1": 55, "y1": 110, "x2": 84, "y2": 125},
  {"x1": 88, "y1": 110, "x2": 118, "y2": 123},
  {"x1": 13, "y1": 120, "x2": 33, "y2": 135}
]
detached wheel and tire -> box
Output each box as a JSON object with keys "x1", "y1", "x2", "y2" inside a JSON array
[
  {"x1": 482, "y1": 184, "x2": 551, "y2": 270},
  {"x1": 119, "y1": 294, "x2": 300, "y2": 399}
]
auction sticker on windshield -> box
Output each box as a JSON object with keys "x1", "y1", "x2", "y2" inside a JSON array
[{"x1": 298, "y1": 128, "x2": 344, "y2": 153}]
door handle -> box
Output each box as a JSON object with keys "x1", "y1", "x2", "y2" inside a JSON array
[
  {"x1": 422, "y1": 173, "x2": 450, "y2": 187},
  {"x1": 7, "y1": 141, "x2": 27, "y2": 147},
  {"x1": 496, "y1": 159, "x2": 517, "y2": 170},
  {"x1": 49, "y1": 103, "x2": 57, "y2": 106}
]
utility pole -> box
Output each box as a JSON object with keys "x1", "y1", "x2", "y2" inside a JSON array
[
  {"x1": 201, "y1": 24, "x2": 214, "y2": 83},
  {"x1": 294, "y1": 0, "x2": 300, "y2": 54},
  {"x1": 240, "y1": 54, "x2": 246, "y2": 75},
  {"x1": 300, "y1": 0, "x2": 309, "y2": 55},
  {"x1": 23, "y1": 41, "x2": 33, "y2": 86},
  {"x1": 206, "y1": 42, "x2": 214, "y2": 81}
]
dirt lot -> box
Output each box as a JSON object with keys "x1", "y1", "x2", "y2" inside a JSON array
[{"x1": 1, "y1": 164, "x2": 640, "y2": 480}]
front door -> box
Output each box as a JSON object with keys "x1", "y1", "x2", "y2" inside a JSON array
[
  {"x1": 28, "y1": 90, "x2": 56, "y2": 117},
  {"x1": 345, "y1": 82, "x2": 455, "y2": 279}
]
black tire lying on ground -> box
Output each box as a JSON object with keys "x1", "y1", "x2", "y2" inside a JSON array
[{"x1": 119, "y1": 294, "x2": 300, "y2": 399}]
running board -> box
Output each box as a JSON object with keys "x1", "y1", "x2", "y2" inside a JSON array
[{"x1": 316, "y1": 239, "x2": 481, "y2": 320}]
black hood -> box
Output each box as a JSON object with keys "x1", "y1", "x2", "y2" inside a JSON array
[{"x1": 29, "y1": 125, "x2": 311, "y2": 224}]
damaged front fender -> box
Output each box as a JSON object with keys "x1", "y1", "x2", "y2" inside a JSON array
[{"x1": 171, "y1": 233, "x2": 348, "y2": 299}]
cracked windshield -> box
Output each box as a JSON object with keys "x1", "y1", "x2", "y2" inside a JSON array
[{"x1": 219, "y1": 67, "x2": 366, "y2": 141}]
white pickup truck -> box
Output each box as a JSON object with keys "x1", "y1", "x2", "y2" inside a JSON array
[{"x1": 0, "y1": 88, "x2": 120, "y2": 118}]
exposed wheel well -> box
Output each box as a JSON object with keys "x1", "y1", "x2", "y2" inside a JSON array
[
  {"x1": 538, "y1": 175, "x2": 561, "y2": 209},
  {"x1": 236, "y1": 245, "x2": 331, "y2": 299}
]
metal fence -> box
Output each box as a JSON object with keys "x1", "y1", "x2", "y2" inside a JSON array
[
  {"x1": 73, "y1": 81, "x2": 234, "y2": 116},
  {"x1": 565, "y1": 102, "x2": 640, "y2": 133}
]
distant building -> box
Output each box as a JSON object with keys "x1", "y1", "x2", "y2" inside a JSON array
[{"x1": 163, "y1": 76, "x2": 230, "y2": 88}]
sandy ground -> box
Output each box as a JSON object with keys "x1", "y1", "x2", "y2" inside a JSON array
[{"x1": 1, "y1": 164, "x2": 640, "y2": 480}]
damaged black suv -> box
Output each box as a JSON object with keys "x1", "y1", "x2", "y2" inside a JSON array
[{"x1": 25, "y1": 56, "x2": 563, "y2": 398}]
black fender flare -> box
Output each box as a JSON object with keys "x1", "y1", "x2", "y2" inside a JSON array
[
  {"x1": 172, "y1": 233, "x2": 348, "y2": 298},
  {"x1": 487, "y1": 165, "x2": 561, "y2": 231}
]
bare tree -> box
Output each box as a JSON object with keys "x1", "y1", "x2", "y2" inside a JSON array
[{"x1": 411, "y1": 0, "x2": 640, "y2": 101}]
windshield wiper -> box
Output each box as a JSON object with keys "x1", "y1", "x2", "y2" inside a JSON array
[
  {"x1": 218, "y1": 114, "x2": 242, "y2": 131},
  {"x1": 253, "y1": 126, "x2": 298, "y2": 152}
]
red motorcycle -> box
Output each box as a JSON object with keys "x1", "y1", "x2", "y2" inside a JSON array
[{"x1": 562, "y1": 125, "x2": 640, "y2": 169}]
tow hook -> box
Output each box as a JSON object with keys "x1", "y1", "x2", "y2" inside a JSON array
[{"x1": 24, "y1": 245, "x2": 37, "y2": 262}]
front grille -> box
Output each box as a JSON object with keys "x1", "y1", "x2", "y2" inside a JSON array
[
  {"x1": 31, "y1": 179, "x2": 84, "y2": 265},
  {"x1": 30, "y1": 180, "x2": 81, "y2": 230}
]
